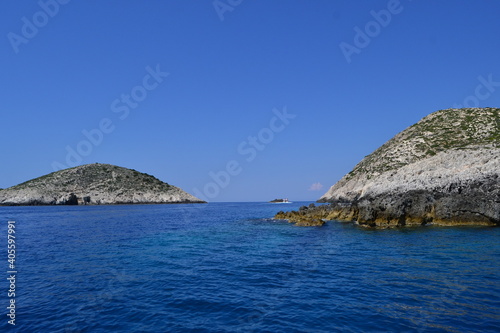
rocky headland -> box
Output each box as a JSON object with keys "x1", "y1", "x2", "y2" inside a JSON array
[
  {"x1": 0, "y1": 163, "x2": 206, "y2": 205},
  {"x1": 276, "y1": 107, "x2": 499, "y2": 227}
]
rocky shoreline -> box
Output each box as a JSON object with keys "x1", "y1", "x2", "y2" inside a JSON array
[
  {"x1": 275, "y1": 108, "x2": 499, "y2": 228},
  {"x1": 275, "y1": 204, "x2": 327, "y2": 226},
  {"x1": 275, "y1": 188, "x2": 499, "y2": 228}
]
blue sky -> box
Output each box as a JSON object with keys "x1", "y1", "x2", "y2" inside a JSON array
[{"x1": 1, "y1": 0, "x2": 499, "y2": 202}]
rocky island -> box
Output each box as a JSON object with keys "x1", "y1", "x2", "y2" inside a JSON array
[
  {"x1": 269, "y1": 198, "x2": 290, "y2": 203},
  {"x1": 276, "y1": 107, "x2": 499, "y2": 227},
  {"x1": 0, "y1": 163, "x2": 206, "y2": 205}
]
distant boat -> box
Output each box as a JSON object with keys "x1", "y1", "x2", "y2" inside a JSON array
[{"x1": 269, "y1": 198, "x2": 292, "y2": 203}]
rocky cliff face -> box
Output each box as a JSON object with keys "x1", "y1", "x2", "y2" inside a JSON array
[
  {"x1": 279, "y1": 108, "x2": 499, "y2": 227},
  {"x1": 0, "y1": 163, "x2": 206, "y2": 205}
]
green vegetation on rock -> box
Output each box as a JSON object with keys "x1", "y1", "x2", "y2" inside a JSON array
[{"x1": 346, "y1": 108, "x2": 499, "y2": 180}]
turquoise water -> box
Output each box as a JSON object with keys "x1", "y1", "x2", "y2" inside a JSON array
[{"x1": 0, "y1": 202, "x2": 499, "y2": 332}]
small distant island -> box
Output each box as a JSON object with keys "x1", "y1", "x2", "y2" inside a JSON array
[
  {"x1": 276, "y1": 107, "x2": 499, "y2": 227},
  {"x1": 269, "y1": 198, "x2": 291, "y2": 203},
  {"x1": 0, "y1": 163, "x2": 206, "y2": 206}
]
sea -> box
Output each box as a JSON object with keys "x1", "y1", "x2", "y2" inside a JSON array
[{"x1": 0, "y1": 202, "x2": 498, "y2": 333}]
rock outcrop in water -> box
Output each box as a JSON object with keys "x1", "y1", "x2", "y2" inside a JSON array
[
  {"x1": 276, "y1": 108, "x2": 499, "y2": 227},
  {"x1": 269, "y1": 198, "x2": 290, "y2": 203},
  {"x1": 275, "y1": 204, "x2": 326, "y2": 226},
  {"x1": 0, "y1": 163, "x2": 206, "y2": 205}
]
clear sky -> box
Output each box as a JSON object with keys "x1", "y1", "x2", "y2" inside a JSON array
[{"x1": 1, "y1": 0, "x2": 499, "y2": 202}]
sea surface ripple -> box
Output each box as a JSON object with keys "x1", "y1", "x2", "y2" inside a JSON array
[{"x1": 0, "y1": 202, "x2": 498, "y2": 332}]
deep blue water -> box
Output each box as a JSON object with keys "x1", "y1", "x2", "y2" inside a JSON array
[{"x1": 0, "y1": 202, "x2": 499, "y2": 332}]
